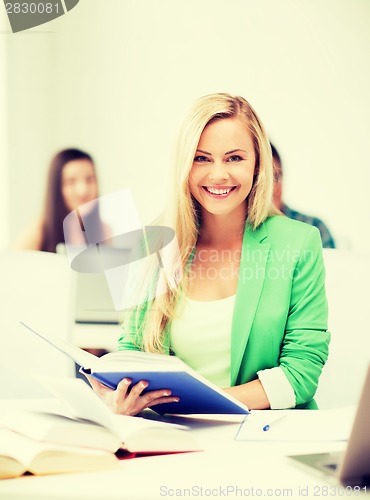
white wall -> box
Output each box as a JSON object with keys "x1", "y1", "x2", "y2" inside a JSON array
[
  {"x1": 3, "y1": 0, "x2": 370, "y2": 249},
  {"x1": 0, "y1": 12, "x2": 9, "y2": 249}
]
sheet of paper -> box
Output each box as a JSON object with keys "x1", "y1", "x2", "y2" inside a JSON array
[{"x1": 235, "y1": 407, "x2": 356, "y2": 442}]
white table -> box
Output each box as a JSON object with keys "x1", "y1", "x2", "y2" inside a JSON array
[
  {"x1": 0, "y1": 442, "x2": 350, "y2": 500},
  {"x1": 0, "y1": 401, "x2": 365, "y2": 500}
]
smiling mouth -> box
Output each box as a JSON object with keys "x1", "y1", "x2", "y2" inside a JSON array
[{"x1": 202, "y1": 186, "x2": 237, "y2": 197}]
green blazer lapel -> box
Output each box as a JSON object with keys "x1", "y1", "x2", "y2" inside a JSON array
[{"x1": 230, "y1": 222, "x2": 270, "y2": 385}]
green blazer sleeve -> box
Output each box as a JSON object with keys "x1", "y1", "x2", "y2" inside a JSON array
[{"x1": 279, "y1": 226, "x2": 330, "y2": 406}]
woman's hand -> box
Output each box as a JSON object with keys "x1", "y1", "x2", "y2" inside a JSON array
[{"x1": 85, "y1": 376, "x2": 180, "y2": 416}]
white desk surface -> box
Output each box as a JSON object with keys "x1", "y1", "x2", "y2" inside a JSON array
[{"x1": 0, "y1": 400, "x2": 365, "y2": 500}]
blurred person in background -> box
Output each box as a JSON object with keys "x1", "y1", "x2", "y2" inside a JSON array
[
  {"x1": 271, "y1": 143, "x2": 335, "y2": 249},
  {"x1": 15, "y1": 148, "x2": 109, "y2": 252}
]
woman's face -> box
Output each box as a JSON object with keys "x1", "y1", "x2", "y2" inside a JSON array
[
  {"x1": 61, "y1": 159, "x2": 98, "y2": 212},
  {"x1": 189, "y1": 117, "x2": 256, "y2": 219}
]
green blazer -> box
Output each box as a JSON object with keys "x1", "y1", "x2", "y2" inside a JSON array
[{"x1": 118, "y1": 215, "x2": 331, "y2": 409}]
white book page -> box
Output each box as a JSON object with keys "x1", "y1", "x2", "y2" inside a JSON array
[
  {"x1": 36, "y1": 377, "x2": 119, "y2": 433},
  {"x1": 38, "y1": 377, "x2": 189, "y2": 440},
  {"x1": 20, "y1": 321, "x2": 185, "y2": 372},
  {"x1": 20, "y1": 321, "x2": 99, "y2": 369},
  {"x1": 97, "y1": 350, "x2": 187, "y2": 372},
  {"x1": 0, "y1": 409, "x2": 121, "y2": 453},
  {"x1": 0, "y1": 428, "x2": 43, "y2": 466},
  {"x1": 0, "y1": 428, "x2": 110, "y2": 465}
]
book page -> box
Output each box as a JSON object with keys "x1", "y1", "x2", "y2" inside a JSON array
[
  {"x1": 0, "y1": 409, "x2": 121, "y2": 453},
  {"x1": 0, "y1": 429, "x2": 118, "y2": 477},
  {"x1": 20, "y1": 322, "x2": 99, "y2": 369},
  {"x1": 0, "y1": 428, "x2": 110, "y2": 464},
  {"x1": 36, "y1": 377, "x2": 119, "y2": 433},
  {"x1": 38, "y1": 377, "x2": 189, "y2": 440},
  {"x1": 0, "y1": 429, "x2": 40, "y2": 467},
  {"x1": 98, "y1": 350, "x2": 187, "y2": 372},
  {"x1": 101, "y1": 350, "x2": 183, "y2": 364}
]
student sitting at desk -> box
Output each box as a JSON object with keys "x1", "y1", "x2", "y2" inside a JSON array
[{"x1": 87, "y1": 93, "x2": 331, "y2": 415}]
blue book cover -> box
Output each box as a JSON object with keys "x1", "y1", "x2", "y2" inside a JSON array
[
  {"x1": 21, "y1": 322, "x2": 249, "y2": 416},
  {"x1": 80, "y1": 368, "x2": 249, "y2": 415}
]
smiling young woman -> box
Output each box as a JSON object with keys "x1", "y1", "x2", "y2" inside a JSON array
[
  {"x1": 88, "y1": 93, "x2": 330, "y2": 416},
  {"x1": 189, "y1": 117, "x2": 256, "y2": 218}
]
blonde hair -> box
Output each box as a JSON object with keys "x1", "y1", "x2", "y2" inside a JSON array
[{"x1": 126, "y1": 93, "x2": 278, "y2": 353}]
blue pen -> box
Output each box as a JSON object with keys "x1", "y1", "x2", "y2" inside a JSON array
[{"x1": 262, "y1": 415, "x2": 287, "y2": 431}]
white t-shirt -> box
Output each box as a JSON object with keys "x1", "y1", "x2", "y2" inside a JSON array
[{"x1": 171, "y1": 295, "x2": 235, "y2": 388}]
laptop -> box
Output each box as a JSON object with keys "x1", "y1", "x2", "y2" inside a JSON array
[
  {"x1": 289, "y1": 364, "x2": 370, "y2": 486},
  {"x1": 73, "y1": 270, "x2": 122, "y2": 324},
  {"x1": 56, "y1": 244, "x2": 126, "y2": 324}
]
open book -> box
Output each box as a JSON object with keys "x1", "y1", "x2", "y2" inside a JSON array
[
  {"x1": 0, "y1": 377, "x2": 200, "y2": 455},
  {"x1": 20, "y1": 322, "x2": 249, "y2": 415},
  {"x1": 0, "y1": 428, "x2": 118, "y2": 479}
]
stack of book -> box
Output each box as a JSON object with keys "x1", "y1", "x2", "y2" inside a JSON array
[
  {"x1": 0, "y1": 322, "x2": 250, "y2": 479},
  {"x1": 0, "y1": 378, "x2": 200, "y2": 479},
  {"x1": 0, "y1": 427, "x2": 118, "y2": 479}
]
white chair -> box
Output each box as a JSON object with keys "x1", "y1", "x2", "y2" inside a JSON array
[
  {"x1": 0, "y1": 251, "x2": 76, "y2": 398},
  {"x1": 315, "y1": 249, "x2": 370, "y2": 408}
]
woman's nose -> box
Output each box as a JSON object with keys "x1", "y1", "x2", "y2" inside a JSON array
[
  {"x1": 75, "y1": 180, "x2": 89, "y2": 196},
  {"x1": 208, "y1": 161, "x2": 230, "y2": 181}
]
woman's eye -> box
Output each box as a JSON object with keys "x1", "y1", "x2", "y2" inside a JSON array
[
  {"x1": 193, "y1": 155, "x2": 210, "y2": 163},
  {"x1": 227, "y1": 155, "x2": 244, "y2": 162}
]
